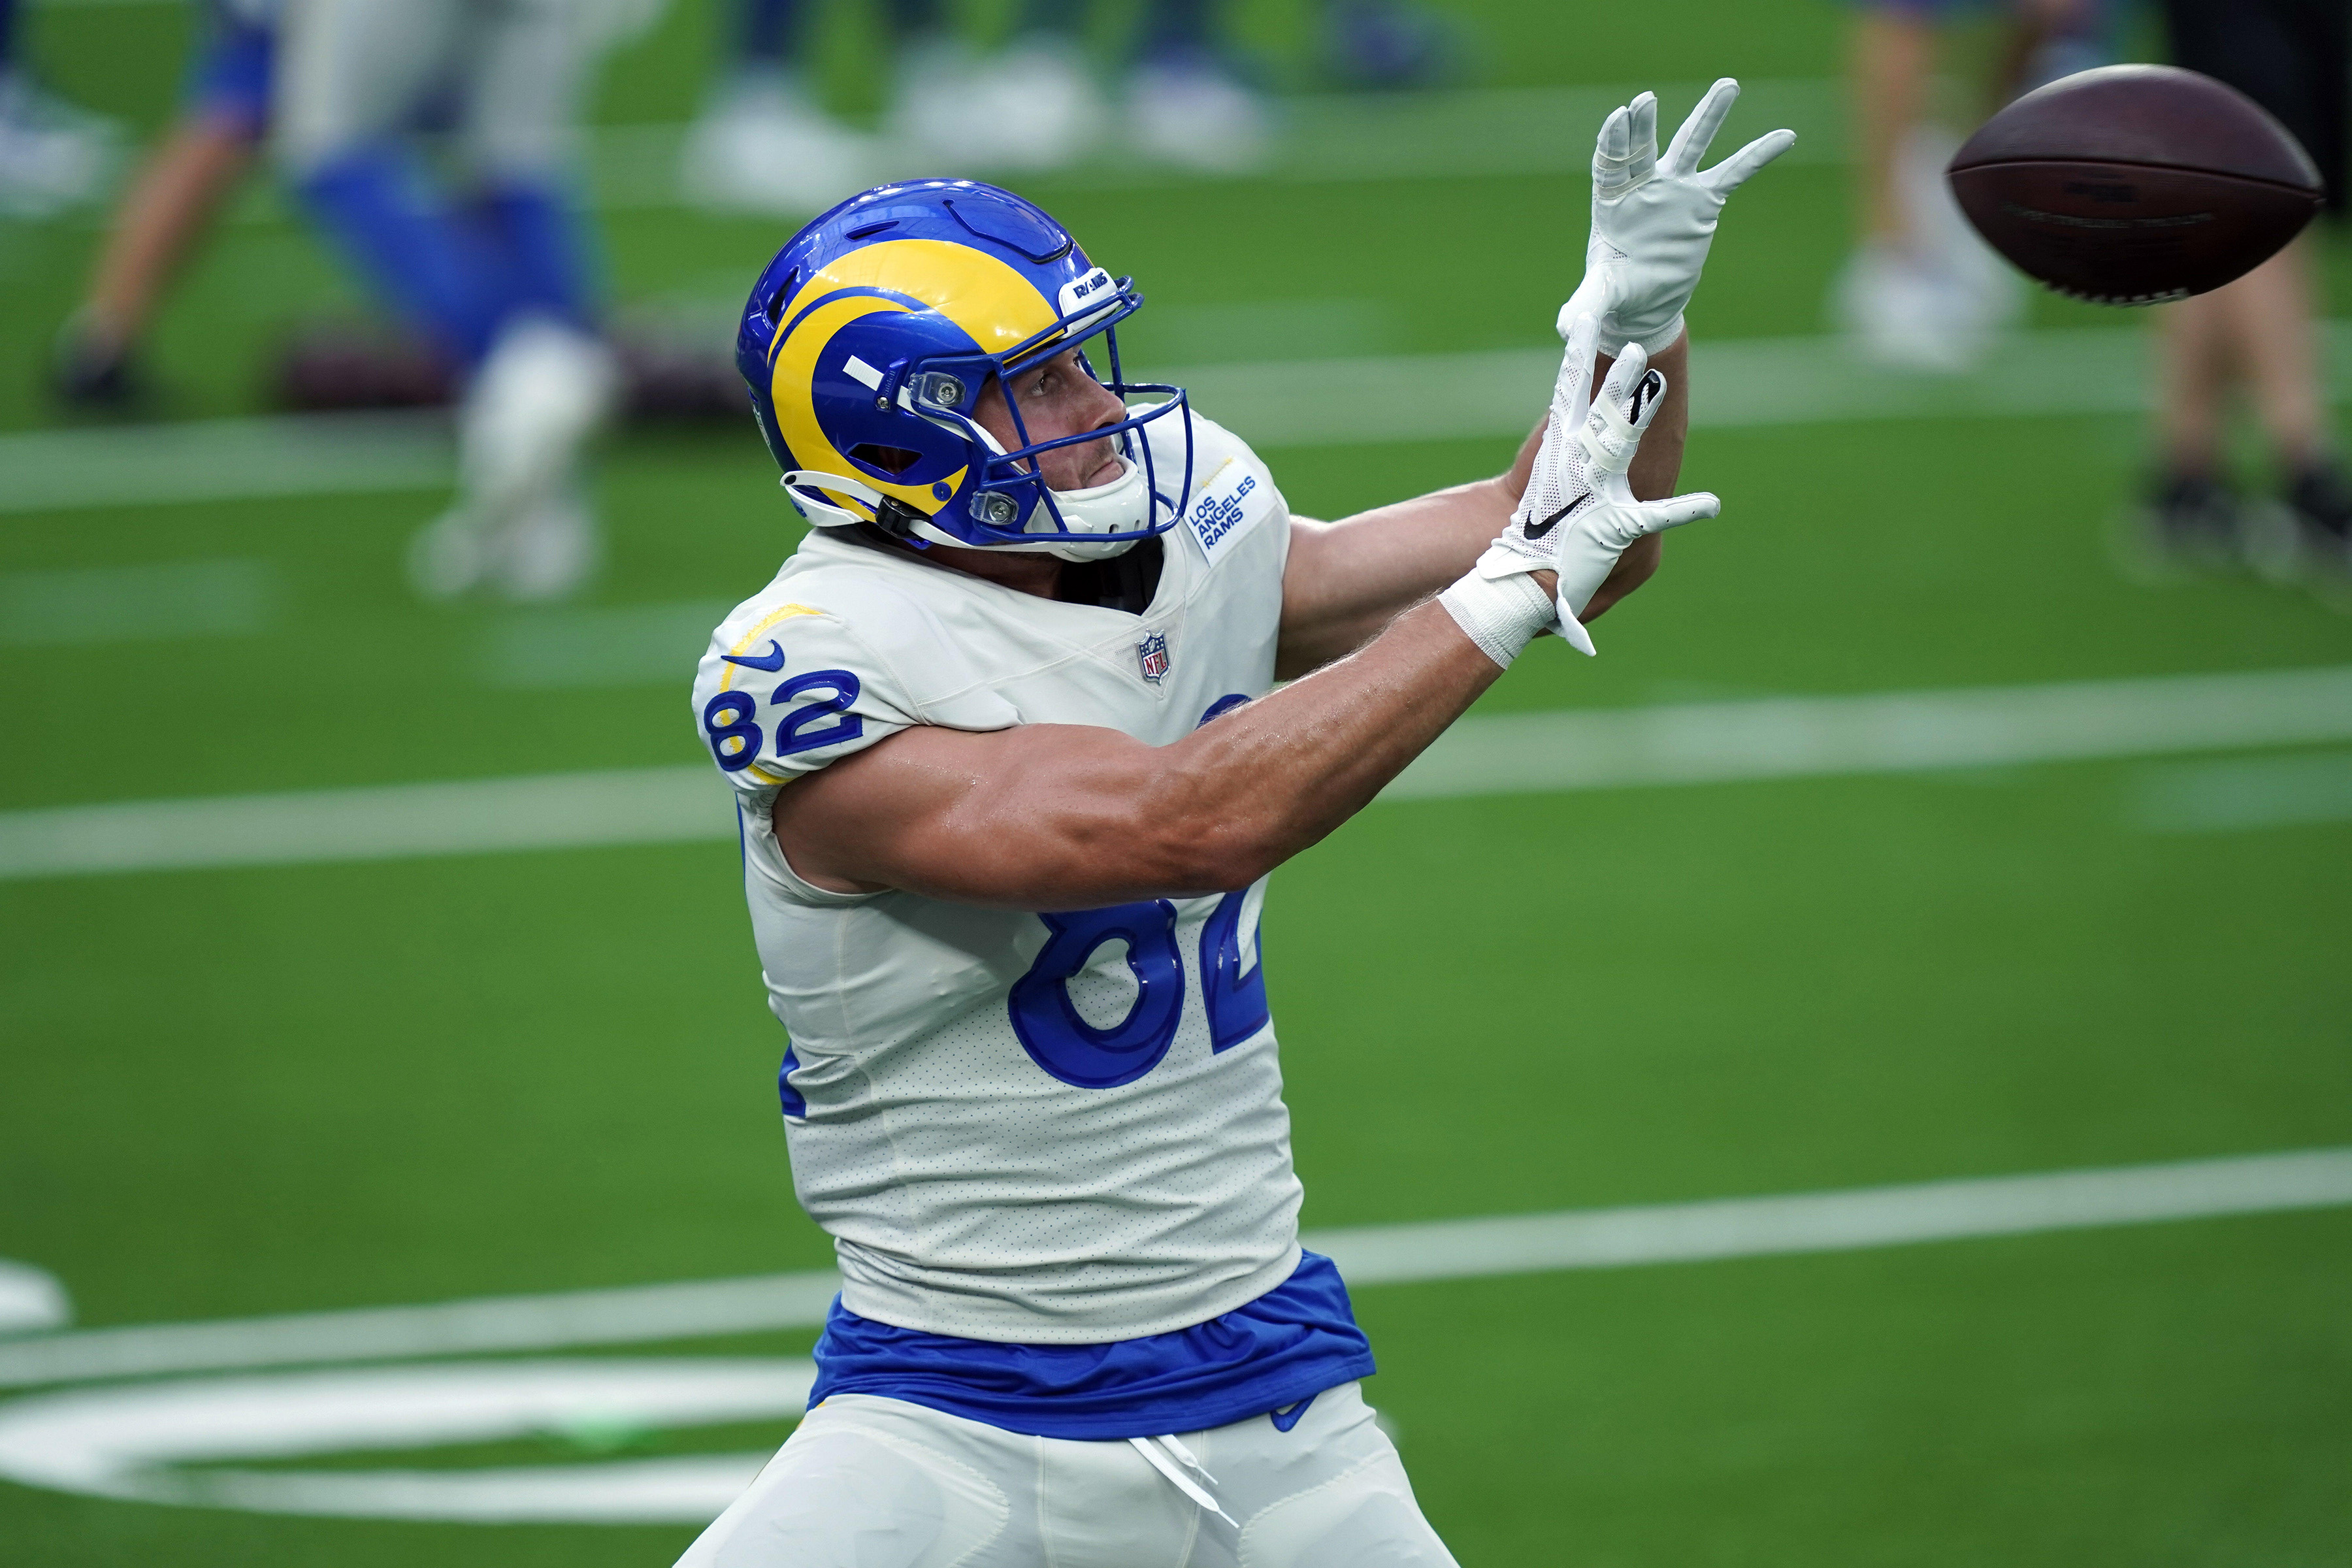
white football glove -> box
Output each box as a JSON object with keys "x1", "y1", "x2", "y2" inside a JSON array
[
  {"x1": 1559, "y1": 78, "x2": 1797, "y2": 358},
  {"x1": 1439, "y1": 314, "x2": 1720, "y2": 665}
]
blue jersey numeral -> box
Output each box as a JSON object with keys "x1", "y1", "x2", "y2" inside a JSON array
[
  {"x1": 702, "y1": 691, "x2": 763, "y2": 772},
  {"x1": 1200, "y1": 884, "x2": 1269, "y2": 1053},
  {"x1": 1006, "y1": 886, "x2": 1266, "y2": 1087},
  {"x1": 772, "y1": 670, "x2": 864, "y2": 757},
  {"x1": 1002, "y1": 691, "x2": 1270, "y2": 1088},
  {"x1": 1009, "y1": 902, "x2": 1186, "y2": 1088}
]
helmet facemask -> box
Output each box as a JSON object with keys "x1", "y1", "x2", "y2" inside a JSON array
[
  {"x1": 906, "y1": 328, "x2": 1192, "y2": 561},
  {"x1": 947, "y1": 353, "x2": 1171, "y2": 561}
]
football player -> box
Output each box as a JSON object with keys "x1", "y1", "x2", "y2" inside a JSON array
[
  {"x1": 683, "y1": 82, "x2": 1791, "y2": 1567},
  {"x1": 1833, "y1": 0, "x2": 2115, "y2": 371},
  {"x1": 2145, "y1": 0, "x2": 2352, "y2": 580},
  {"x1": 274, "y1": 0, "x2": 629, "y2": 601}
]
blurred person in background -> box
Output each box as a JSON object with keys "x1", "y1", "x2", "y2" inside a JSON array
[
  {"x1": 683, "y1": 0, "x2": 1121, "y2": 210},
  {"x1": 51, "y1": 0, "x2": 276, "y2": 411},
  {"x1": 684, "y1": 0, "x2": 1457, "y2": 213},
  {"x1": 1833, "y1": 0, "x2": 2114, "y2": 370},
  {"x1": 2142, "y1": 0, "x2": 2352, "y2": 585},
  {"x1": 0, "y1": 0, "x2": 120, "y2": 216},
  {"x1": 277, "y1": 0, "x2": 632, "y2": 602}
]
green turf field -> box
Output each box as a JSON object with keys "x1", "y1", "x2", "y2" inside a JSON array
[{"x1": 2, "y1": 1, "x2": 2348, "y2": 1563}]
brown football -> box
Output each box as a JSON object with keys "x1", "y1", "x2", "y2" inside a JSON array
[{"x1": 1946, "y1": 64, "x2": 2324, "y2": 305}]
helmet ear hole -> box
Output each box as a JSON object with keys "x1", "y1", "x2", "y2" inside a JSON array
[{"x1": 849, "y1": 442, "x2": 921, "y2": 477}]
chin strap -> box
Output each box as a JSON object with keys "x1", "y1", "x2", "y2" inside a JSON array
[
  {"x1": 781, "y1": 470, "x2": 964, "y2": 550},
  {"x1": 779, "y1": 470, "x2": 884, "y2": 527}
]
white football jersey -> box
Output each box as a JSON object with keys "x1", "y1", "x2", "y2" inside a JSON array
[{"x1": 692, "y1": 413, "x2": 1303, "y2": 1345}]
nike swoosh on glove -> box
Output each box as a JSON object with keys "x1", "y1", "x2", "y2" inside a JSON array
[
  {"x1": 1559, "y1": 78, "x2": 1796, "y2": 358},
  {"x1": 1439, "y1": 313, "x2": 1719, "y2": 666}
]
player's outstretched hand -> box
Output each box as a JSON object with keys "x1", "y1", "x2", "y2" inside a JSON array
[
  {"x1": 1560, "y1": 78, "x2": 1796, "y2": 358},
  {"x1": 1439, "y1": 314, "x2": 1718, "y2": 664}
]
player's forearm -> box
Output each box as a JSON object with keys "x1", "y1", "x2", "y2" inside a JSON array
[
  {"x1": 1618, "y1": 332, "x2": 1690, "y2": 503},
  {"x1": 1577, "y1": 333, "x2": 1688, "y2": 619},
  {"x1": 1275, "y1": 333, "x2": 1690, "y2": 673},
  {"x1": 1164, "y1": 598, "x2": 1502, "y2": 887}
]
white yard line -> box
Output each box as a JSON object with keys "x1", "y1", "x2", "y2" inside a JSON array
[
  {"x1": 1, "y1": 1146, "x2": 2343, "y2": 1391},
  {"x1": 11, "y1": 325, "x2": 2352, "y2": 514},
  {"x1": 0, "y1": 1274, "x2": 842, "y2": 1390},
  {"x1": 587, "y1": 79, "x2": 1849, "y2": 211},
  {"x1": 1317, "y1": 1146, "x2": 2352, "y2": 1286},
  {"x1": 1169, "y1": 321, "x2": 2198, "y2": 446},
  {"x1": 481, "y1": 599, "x2": 734, "y2": 690},
  {"x1": 0, "y1": 410, "x2": 451, "y2": 516},
  {"x1": 1380, "y1": 663, "x2": 2352, "y2": 800},
  {"x1": 0, "y1": 1360, "x2": 816, "y2": 1523},
  {"x1": 0, "y1": 766, "x2": 728, "y2": 881},
  {"x1": 2132, "y1": 749, "x2": 2352, "y2": 833},
  {"x1": 3, "y1": 664, "x2": 2349, "y2": 883},
  {"x1": 0, "y1": 559, "x2": 280, "y2": 645}
]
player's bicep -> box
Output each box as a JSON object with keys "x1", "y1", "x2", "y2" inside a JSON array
[
  {"x1": 1277, "y1": 515, "x2": 1386, "y2": 674},
  {"x1": 770, "y1": 722, "x2": 1213, "y2": 910},
  {"x1": 1274, "y1": 487, "x2": 1510, "y2": 677}
]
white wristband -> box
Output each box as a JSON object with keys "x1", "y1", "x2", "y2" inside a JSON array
[
  {"x1": 1438, "y1": 570, "x2": 1556, "y2": 669},
  {"x1": 1626, "y1": 313, "x2": 1686, "y2": 357}
]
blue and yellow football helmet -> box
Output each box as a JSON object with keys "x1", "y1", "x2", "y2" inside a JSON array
[{"x1": 737, "y1": 180, "x2": 1193, "y2": 561}]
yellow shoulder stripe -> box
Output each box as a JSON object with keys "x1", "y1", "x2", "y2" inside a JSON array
[{"x1": 719, "y1": 602, "x2": 826, "y2": 691}]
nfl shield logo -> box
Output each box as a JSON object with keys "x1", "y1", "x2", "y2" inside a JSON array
[{"x1": 1137, "y1": 631, "x2": 1170, "y2": 685}]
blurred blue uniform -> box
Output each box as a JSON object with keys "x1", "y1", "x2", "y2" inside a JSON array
[
  {"x1": 274, "y1": 0, "x2": 598, "y2": 370},
  {"x1": 184, "y1": 1, "x2": 276, "y2": 139}
]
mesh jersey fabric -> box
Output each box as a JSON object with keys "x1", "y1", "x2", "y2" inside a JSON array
[{"x1": 691, "y1": 408, "x2": 1304, "y2": 1344}]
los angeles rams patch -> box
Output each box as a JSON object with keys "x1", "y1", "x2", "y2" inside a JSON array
[{"x1": 1183, "y1": 459, "x2": 1272, "y2": 567}]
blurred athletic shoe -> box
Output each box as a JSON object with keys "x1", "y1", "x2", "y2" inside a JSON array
[
  {"x1": 681, "y1": 69, "x2": 869, "y2": 214},
  {"x1": 50, "y1": 312, "x2": 144, "y2": 413},
  {"x1": 1834, "y1": 126, "x2": 2019, "y2": 372},
  {"x1": 411, "y1": 317, "x2": 617, "y2": 602},
  {"x1": 2123, "y1": 469, "x2": 2244, "y2": 580},
  {"x1": 0, "y1": 69, "x2": 118, "y2": 217},
  {"x1": 964, "y1": 36, "x2": 1107, "y2": 172},
  {"x1": 497, "y1": 482, "x2": 603, "y2": 603},
  {"x1": 887, "y1": 36, "x2": 987, "y2": 171},
  {"x1": 887, "y1": 35, "x2": 1106, "y2": 174},
  {"x1": 2278, "y1": 461, "x2": 2352, "y2": 580},
  {"x1": 1833, "y1": 242, "x2": 1995, "y2": 372},
  {"x1": 1126, "y1": 48, "x2": 1269, "y2": 172},
  {"x1": 2229, "y1": 463, "x2": 2352, "y2": 587}
]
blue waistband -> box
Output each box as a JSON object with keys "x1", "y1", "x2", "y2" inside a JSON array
[{"x1": 806, "y1": 1251, "x2": 1376, "y2": 1441}]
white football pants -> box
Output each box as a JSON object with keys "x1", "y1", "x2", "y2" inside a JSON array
[
  {"x1": 674, "y1": 1382, "x2": 1462, "y2": 1568},
  {"x1": 274, "y1": 0, "x2": 595, "y2": 180}
]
